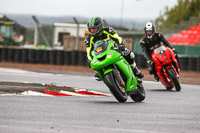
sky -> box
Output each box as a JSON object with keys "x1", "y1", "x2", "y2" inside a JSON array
[{"x1": 1, "y1": 0, "x2": 177, "y2": 20}]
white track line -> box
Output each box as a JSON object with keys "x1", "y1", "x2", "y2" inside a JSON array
[
  {"x1": 60, "y1": 90, "x2": 89, "y2": 97},
  {"x1": 21, "y1": 90, "x2": 54, "y2": 96}
]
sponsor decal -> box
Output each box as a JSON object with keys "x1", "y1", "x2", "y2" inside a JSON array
[
  {"x1": 97, "y1": 47, "x2": 102, "y2": 53},
  {"x1": 107, "y1": 53, "x2": 113, "y2": 58},
  {"x1": 156, "y1": 50, "x2": 160, "y2": 54},
  {"x1": 94, "y1": 61, "x2": 98, "y2": 65}
]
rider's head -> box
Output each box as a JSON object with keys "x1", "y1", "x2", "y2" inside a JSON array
[
  {"x1": 144, "y1": 22, "x2": 156, "y2": 39},
  {"x1": 87, "y1": 17, "x2": 104, "y2": 36}
]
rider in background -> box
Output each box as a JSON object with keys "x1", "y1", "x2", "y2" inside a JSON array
[
  {"x1": 85, "y1": 17, "x2": 144, "y2": 80},
  {"x1": 140, "y1": 21, "x2": 177, "y2": 81}
]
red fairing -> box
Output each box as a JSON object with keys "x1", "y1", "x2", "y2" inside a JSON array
[{"x1": 151, "y1": 46, "x2": 180, "y2": 88}]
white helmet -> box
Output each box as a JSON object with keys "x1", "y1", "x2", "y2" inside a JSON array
[{"x1": 144, "y1": 22, "x2": 156, "y2": 39}]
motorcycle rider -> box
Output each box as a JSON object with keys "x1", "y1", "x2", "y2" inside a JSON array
[
  {"x1": 85, "y1": 17, "x2": 144, "y2": 80},
  {"x1": 140, "y1": 21, "x2": 177, "y2": 81}
]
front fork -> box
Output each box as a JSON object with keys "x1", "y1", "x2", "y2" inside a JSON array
[
  {"x1": 163, "y1": 65, "x2": 179, "y2": 82},
  {"x1": 97, "y1": 63, "x2": 137, "y2": 92},
  {"x1": 96, "y1": 65, "x2": 115, "y2": 83}
]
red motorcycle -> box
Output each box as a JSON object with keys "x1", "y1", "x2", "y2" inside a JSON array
[{"x1": 151, "y1": 45, "x2": 181, "y2": 91}]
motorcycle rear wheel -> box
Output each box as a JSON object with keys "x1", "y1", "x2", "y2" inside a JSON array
[
  {"x1": 167, "y1": 68, "x2": 181, "y2": 91},
  {"x1": 104, "y1": 72, "x2": 127, "y2": 102},
  {"x1": 130, "y1": 83, "x2": 146, "y2": 102}
]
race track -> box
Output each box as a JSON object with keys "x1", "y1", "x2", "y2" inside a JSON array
[{"x1": 0, "y1": 68, "x2": 200, "y2": 133}]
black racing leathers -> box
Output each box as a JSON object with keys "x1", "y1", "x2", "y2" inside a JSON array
[
  {"x1": 85, "y1": 26, "x2": 125, "y2": 61},
  {"x1": 140, "y1": 33, "x2": 173, "y2": 61}
]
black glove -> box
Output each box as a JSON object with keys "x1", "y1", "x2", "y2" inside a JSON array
[
  {"x1": 118, "y1": 44, "x2": 125, "y2": 51},
  {"x1": 87, "y1": 60, "x2": 91, "y2": 68},
  {"x1": 147, "y1": 60, "x2": 154, "y2": 66},
  {"x1": 172, "y1": 48, "x2": 177, "y2": 55},
  {"x1": 147, "y1": 60, "x2": 154, "y2": 74}
]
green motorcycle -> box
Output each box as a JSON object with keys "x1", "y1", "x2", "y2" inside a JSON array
[{"x1": 90, "y1": 40, "x2": 145, "y2": 102}]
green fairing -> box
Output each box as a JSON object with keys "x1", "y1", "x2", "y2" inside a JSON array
[
  {"x1": 115, "y1": 59, "x2": 137, "y2": 91},
  {"x1": 104, "y1": 69, "x2": 113, "y2": 75},
  {"x1": 90, "y1": 40, "x2": 137, "y2": 92}
]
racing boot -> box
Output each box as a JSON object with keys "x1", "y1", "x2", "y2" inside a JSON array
[
  {"x1": 131, "y1": 62, "x2": 144, "y2": 79},
  {"x1": 94, "y1": 71, "x2": 102, "y2": 81},
  {"x1": 154, "y1": 73, "x2": 159, "y2": 82},
  {"x1": 124, "y1": 50, "x2": 144, "y2": 79}
]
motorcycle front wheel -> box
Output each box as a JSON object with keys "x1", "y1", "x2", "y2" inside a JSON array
[
  {"x1": 104, "y1": 72, "x2": 127, "y2": 102},
  {"x1": 167, "y1": 68, "x2": 181, "y2": 91}
]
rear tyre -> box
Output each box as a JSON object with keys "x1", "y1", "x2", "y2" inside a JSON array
[
  {"x1": 104, "y1": 72, "x2": 127, "y2": 102},
  {"x1": 167, "y1": 68, "x2": 181, "y2": 91},
  {"x1": 130, "y1": 83, "x2": 145, "y2": 102}
]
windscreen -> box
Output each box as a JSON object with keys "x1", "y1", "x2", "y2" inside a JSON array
[
  {"x1": 94, "y1": 41, "x2": 109, "y2": 55},
  {"x1": 153, "y1": 45, "x2": 166, "y2": 54}
]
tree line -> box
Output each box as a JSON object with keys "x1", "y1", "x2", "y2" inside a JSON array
[{"x1": 155, "y1": 0, "x2": 200, "y2": 31}]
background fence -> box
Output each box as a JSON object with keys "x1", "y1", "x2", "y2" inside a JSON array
[{"x1": 0, "y1": 48, "x2": 199, "y2": 71}]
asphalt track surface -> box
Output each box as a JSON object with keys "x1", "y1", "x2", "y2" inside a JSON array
[{"x1": 0, "y1": 68, "x2": 200, "y2": 133}]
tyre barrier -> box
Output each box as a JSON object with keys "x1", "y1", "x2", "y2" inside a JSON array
[
  {"x1": 135, "y1": 54, "x2": 147, "y2": 69},
  {"x1": 197, "y1": 58, "x2": 200, "y2": 71},
  {"x1": 78, "y1": 51, "x2": 87, "y2": 66},
  {"x1": 1, "y1": 48, "x2": 8, "y2": 61},
  {"x1": 28, "y1": 49, "x2": 36, "y2": 63},
  {"x1": 14, "y1": 49, "x2": 22, "y2": 63},
  {"x1": 42, "y1": 50, "x2": 50, "y2": 64},
  {"x1": 49, "y1": 50, "x2": 57, "y2": 65},
  {"x1": 179, "y1": 57, "x2": 189, "y2": 71},
  {"x1": 188, "y1": 57, "x2": 197, "y2": 71},
  {"x1": 56, "y1": 50, "x2": 64, "y2": 65},
  {"x1": 21, "y1": 49, "x2": 29, "y2": 63},
  {"x1": 71, "y1": 50, "x2": 79, "y2": 66},
  {"x1": 35, "y1": 50, "x2": 44, "y2": 64},
  {"x1": 0, "y1": 48, "x2": 1, "y2": 62},
  {"x1": 64, "y1": 51, "x2": 71, "y2": 65},
  {"x1": 0, "y1": 47, "x2": 199, "y2": 71},
  {"x1": 8, "y1": 48, "x2": 15, "y2": 62},
  {"x1": 83, "y1": 52, "x2": 88, "y2": 66}
]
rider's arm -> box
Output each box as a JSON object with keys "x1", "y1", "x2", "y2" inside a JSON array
[
  {"x1": 105, "y1": 26, "x2": 124, "y2": 45},
  {"x1": 84, "y1": 35, "x2": 93, "y2": 61},
  {"x1": 159, "y1": 33, "x2": 173, "y2": 49},
  {"x1": 140, "y1": 38, "x2": 152, "y2": 61}
]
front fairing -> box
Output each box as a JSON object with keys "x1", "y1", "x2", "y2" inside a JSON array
[
  {"x1": 90, "y1": 40, "x2": 137, "y2": 92},
  {"x1": 152, "y1": 46, "x2": 180, "y2": 88},
  {"x1": 91, "y1": 41, "x2": 121, "y2": 70},
  {"x1": 152, "y1": 46, "x2": 173, "y2": 66}
]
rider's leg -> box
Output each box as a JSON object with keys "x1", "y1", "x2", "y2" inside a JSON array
[
  {"x1": 148, "y1": 61, "x2": 159, "y2": 81},
  {"x1": 131, "y1": 61, "x2": 144, "y2": 79},
  {"x1": 87, "y1": 60, "x2": 102, "y2": 81},
  {"x1": 94, "y1": 71, "x2": 102, "y2": 81},
  {"x1": 123, "y1": 48, "x2": 144, "y2": 78}
]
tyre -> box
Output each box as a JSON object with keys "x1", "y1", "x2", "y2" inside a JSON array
[
  {"x1": 167, "y1": 68, "x2": 181, "y2": 91},
  {"x1": 104, "y1": 72, "x2": 127, "y2": 102},
  {"x1": 130, "y1": 83, "x2": 145, "y2": 102},
  {"x1": 166, "y1": 86, "x2": 173, "y2": 90}
]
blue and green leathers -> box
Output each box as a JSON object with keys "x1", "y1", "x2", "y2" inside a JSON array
[{"x1": 90, "y1": 40, "x2": 138, "y2": 101}]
